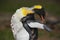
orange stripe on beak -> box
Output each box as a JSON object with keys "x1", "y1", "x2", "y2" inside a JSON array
[{"x1": 41, "y1": 15, "x2": 45, "y2": 23}]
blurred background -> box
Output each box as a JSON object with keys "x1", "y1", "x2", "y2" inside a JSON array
[{"x1": 0, "y1": 0, "x2": 60, "y2": 40}]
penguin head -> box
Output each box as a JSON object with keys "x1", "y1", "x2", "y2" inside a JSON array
[
  {"x1": 32, "y1": 5, "x2": 45, "y2": 19},
  {"x1": 21, "y1": 7, "x2": 34, "y2": 17}
]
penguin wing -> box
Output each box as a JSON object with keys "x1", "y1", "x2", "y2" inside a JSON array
[
  {"x1": 27, "y1": 22, "x2": 52, "y2": 32},
  {"x1": 27, "y1": 22, "x2": 44, "y2": 29}
]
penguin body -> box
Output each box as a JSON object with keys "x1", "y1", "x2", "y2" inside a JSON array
[
  {"x1": 11, "y1": 7, "x2": 30, "y2": 40},
  {"x1": 11, "y1": 7, "x2": 51, "y2": 40}
]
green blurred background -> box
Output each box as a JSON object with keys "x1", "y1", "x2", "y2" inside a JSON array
[{"x1": 0, "y1": 0, "x2": 60, "y2": 40}]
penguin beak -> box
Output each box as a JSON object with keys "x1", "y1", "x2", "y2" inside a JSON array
[{"x1": 43, "y1": 25, "x2": 52, "y2": 32}]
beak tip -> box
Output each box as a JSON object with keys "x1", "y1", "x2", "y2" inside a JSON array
[{"x1": 44, "y1": 25, "x2": 52, "y2": 32}]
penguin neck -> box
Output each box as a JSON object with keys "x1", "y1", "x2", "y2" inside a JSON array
[{"x1": 16, "y1": 9, "x2": 25, "y2": 19}]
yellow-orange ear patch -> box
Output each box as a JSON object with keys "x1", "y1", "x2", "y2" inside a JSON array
[
  {"x1": 21, "y1": 7, "x2": 34, "y2": 16},
  {"x1": 34, "y1": 5, "x2": 42, "y2": 9}
]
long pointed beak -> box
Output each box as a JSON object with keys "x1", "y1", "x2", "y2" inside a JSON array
[{"x1": 43, "y1": 25, "x2": 52, "y2": 32}]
